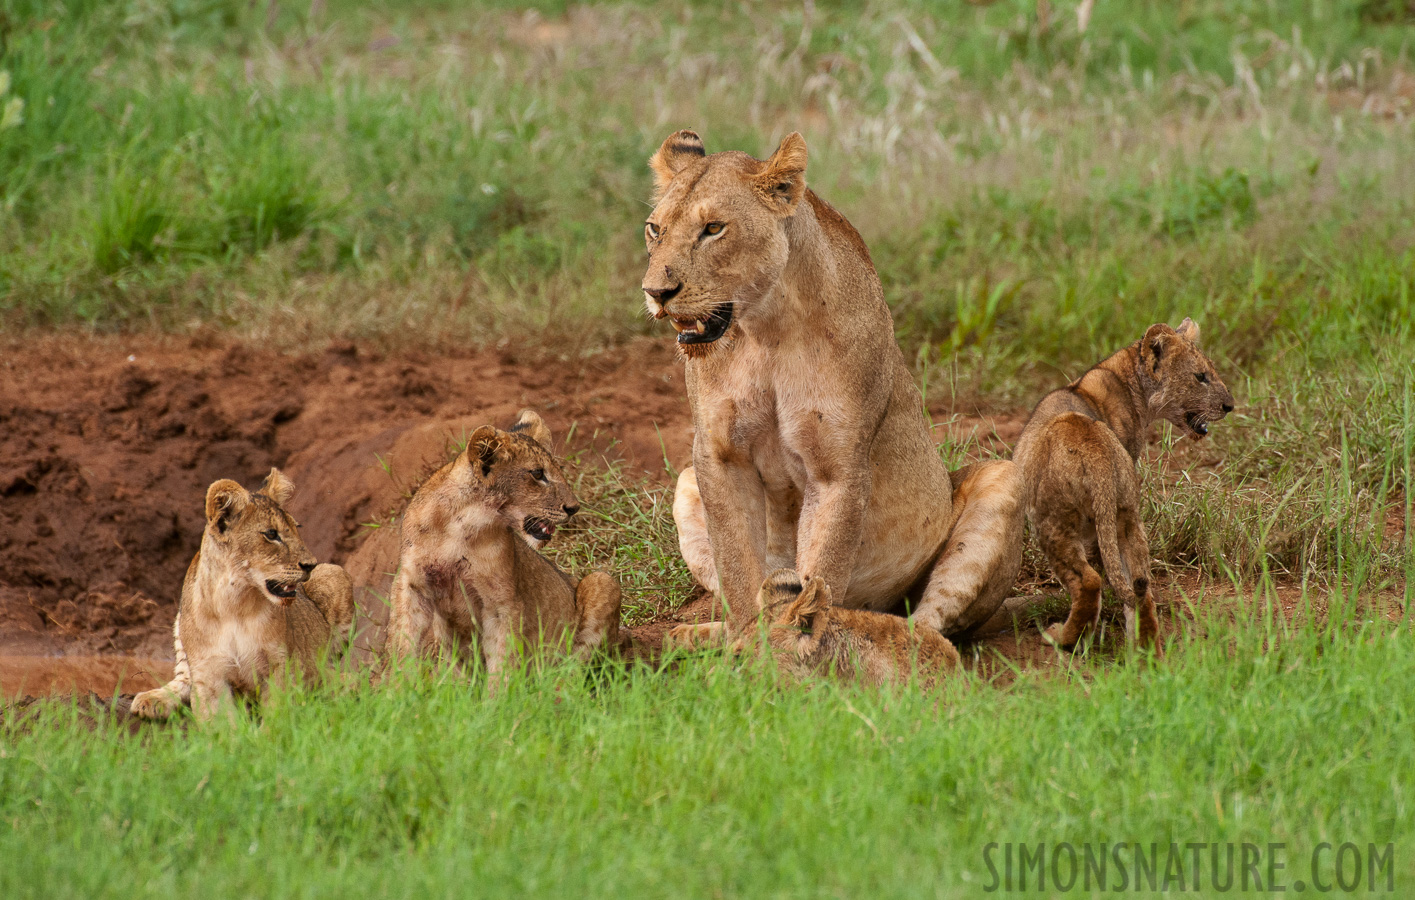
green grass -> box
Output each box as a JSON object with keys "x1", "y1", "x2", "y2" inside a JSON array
[
  {"x1": 3, "y1": 1, "x2": 1415, "y2": 894},
  {"x1": 4, "y1": 597, "x2": 1413, "y2": 898}
]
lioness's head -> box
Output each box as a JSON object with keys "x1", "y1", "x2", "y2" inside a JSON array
[
  {"x1": 204, "y1": 468, "x2": 317, "y2": 607},
  {"x1": 734, "y1": 568, "x2": 835, "y2": 658},
  {"x1": 466, "y1": 409, "x2": 579, "y2": 550},
  {"x1": 1140, "y1": 317, "x2": 1236, "y2": 440},
  {"x1": 641, "y1": 129, "x2": 809, "y2": 356}
]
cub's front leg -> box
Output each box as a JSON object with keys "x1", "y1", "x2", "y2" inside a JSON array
[{"x1": 571, "y1": 571, "x2": 623, "y2": 659}]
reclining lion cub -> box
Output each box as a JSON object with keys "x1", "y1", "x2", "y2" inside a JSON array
[
  {"x1": 736, "y1": 569, "x2": 961, "y2": 688},
  {"x1": 384, "y1": 410, "x2": 622, "y2": 681},
  {"x1": 1013, "y1": 318, "x2": 1234, "y2": 650},
  {"x1": 642, "y1": 129, "x2": 1024, "y2": 644},
  {"x1": 130, "y1": 469, "x2": 354, "y2": 723}
]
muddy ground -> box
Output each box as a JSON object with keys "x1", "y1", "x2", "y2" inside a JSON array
[{"x1": 2, "y1": 333, "x2": 1158, "y2": 701}]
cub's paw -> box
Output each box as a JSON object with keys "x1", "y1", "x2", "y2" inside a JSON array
[
  {"x1": 130, "y1": 688, "x2": 181, "y2": 720},
  {"x1": 1042, "y1": 622, "x2": 1073, "y2": 650},
  {"x1": 665, "y1": 622, "x2": 726, "y2": 651}
]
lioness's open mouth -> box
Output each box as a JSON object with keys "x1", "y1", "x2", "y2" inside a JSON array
[
  {"x1": 524, "y1": 519, "x2": 556, "y2": 543},
  {"x1": 1186, "y1": 413, "x2": 1209, "y2": 437},
  {"x1": 671, "y1": 303, "x2": 733, "y2": 345},
  {"x1": 265, "y1": 579, "x2": 298, "y2": 605}
]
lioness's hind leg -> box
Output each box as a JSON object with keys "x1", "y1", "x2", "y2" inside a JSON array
[
  {"x1": 911, "y1": 460, "x2": 1024, "y2": 637},
  {"x1": 673, "y1": 467, "x2": 719, "y2": 594},
  {"x1": 572, "y1": 571, "x2": 623, "y2": 659}
]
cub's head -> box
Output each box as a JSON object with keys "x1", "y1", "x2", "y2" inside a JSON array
[
  {"x1": 733, "y1": 568, "x2": 835, "y2": 658},
  {"x1": 204, "y1": 468, "x2": 317, "y2": 607},
  {"x1": 466, "y1": 409, "x2": 579, "y2": 550},
  {"x1": 641, "y1": 129, "x2": 809, "y2": 357},
  {"x1": 1140, "y1": 317, "x2": 1236, "y2": 440}
]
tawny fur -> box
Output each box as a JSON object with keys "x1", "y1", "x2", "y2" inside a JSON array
[
  {"x1": 130, "y1": 469, "x2": 355, "y2": 723},
  {"x1": 384, "y1": 410, "x2": 623, "y2": 684},
  {"x1": 643, "y1": 130, "x2": 1025, "y2": 645},
  {"x1": 1012, "y1": 319, "x2": 1235, "y2": 650},
  {"x1": 736, "y1": 569, "x2": 961, "y2": 689}
]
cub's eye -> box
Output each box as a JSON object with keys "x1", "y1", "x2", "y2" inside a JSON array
[
  {"x1": 702, "y1": 222, "x2": 724, "y2": 237},
  {"x1": 531, "y1": 468, "x2": 547, "y2": 484},
  {"x1": 1194, "y1": 372, "x2": 1209, "y2": 384},
  {"x1": 645, "y1": 222, "x2": 661, "y2": 241},
  {"x1": 263, "y1": 529, "x2": 282, "y2": 543}
]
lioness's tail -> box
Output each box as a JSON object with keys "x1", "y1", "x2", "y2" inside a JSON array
[{"x1": 1080, "y1": 454, "x2": 1135, "y2": 606}]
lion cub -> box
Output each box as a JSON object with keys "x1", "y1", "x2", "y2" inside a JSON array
[
  {"x1": 384, "y1": 410, "x2": 622, "y2": 682},
  {"x1": 735, "y1": 569, "x2": 961, "y2": 688},
  {"x1": 1013, "y1": 318, "x2": 1234, "y2": 650},
  {"x1": 130, "y1": 469, "x2": 355, "y2": 723}
]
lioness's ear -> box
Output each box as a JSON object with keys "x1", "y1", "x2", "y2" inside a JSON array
[
  {"x1": 753, "y1": 132, "x2": 808, "y2": 215},
  {"x1": 509, "y1": 409, "x2": 553, "y2": 451},
  {"x1": 649, "y1": 129, "x2": 705, "y2": 201},
  {"x1": 469, "y1": 425, "x2": 502, "y2": 477},
  {"x1": 205, "y1": 479, "x2": 249, "y2": 535},
  {"x1": 1141, "y1": 323, "x2": 1178, "y2": 373},
  {"x1": 1174, "y1": 317, "x2": 1201, "y2": 344},
  {"x1": 782, "y1": 576, "x2": 831, "y2": 634},
  {"x1": 260, "y1": 467, "x2": 295, "y2": 505}
]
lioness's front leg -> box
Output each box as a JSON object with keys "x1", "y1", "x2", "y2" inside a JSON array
[
  {"x1": 693, "y1": 448, "x2": 769, "y2": 634},
  {"x1": 911, "y1": 460, "x2": 1025, "y2": 637}
]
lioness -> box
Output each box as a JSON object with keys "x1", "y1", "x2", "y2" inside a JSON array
[
  {"x1": 1013, "y1": 318, "x2": 1234, "y2": 650},
  {"x1": 384, "y1": 410, "x2": 622, "y2": 681},
  {"x1": 130, "y1": 469, "x2": 355, "y2": 723},
  {"x1": 641, "y1": 130, "x2": 1024, "y2": 642},
  {"x1": 737, "y1": 569, "x2": 961, "y2": 688}
]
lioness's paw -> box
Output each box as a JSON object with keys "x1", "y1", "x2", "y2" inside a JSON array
[{"x1": 130, "y1": 688, "x2": 179, "y2": 720}]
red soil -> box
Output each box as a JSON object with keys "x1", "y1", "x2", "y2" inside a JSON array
[{"x1": 0, "y1": 333, "x2": 1047, "y2": 698}]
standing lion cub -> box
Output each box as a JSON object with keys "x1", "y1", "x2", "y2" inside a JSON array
[
  {"x1": 384, "y1": 410, "x2": 623, "y2": 682},
  {"x1": 1013, "y1": 318, "x2": 1234, "y2": 650},
  {"x1": 130, "y1": 469, "x2": 355, "y2": 723}
]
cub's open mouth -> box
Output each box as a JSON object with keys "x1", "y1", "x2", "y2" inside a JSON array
[
  {"x1": 265, "y1": 579, "x2": 298, "y2": 604},
  {"x1": 524, "y1": 519, "x2": 556, "y2": 543},
  {"x1": 670, "y1": 303, "x2": 733, "y2": 345},
  {"x1": 1186, "y1": 413, "x2": 1209, "y2": 437}
]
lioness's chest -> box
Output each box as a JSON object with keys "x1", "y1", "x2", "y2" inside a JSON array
[{"x1": 691, "y1": 352, "x2": 835, "y2": 487}]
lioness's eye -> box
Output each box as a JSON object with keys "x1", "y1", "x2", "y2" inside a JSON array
[
  {"x1": 1195, "y1": 372, "x2": 1208, "y2": 384},
  {"x1": 263, "y1": 529, "x2": 282, "y2": 542},
  {"x1": 645, "y1": 222, "x2": 660, "y2": 240},
  {"x1": 531, "y1": 468, "x2": 547, "y2": 483},
  {"x1": 702, "y1": 222, "x2": 724, "y2": 237}
]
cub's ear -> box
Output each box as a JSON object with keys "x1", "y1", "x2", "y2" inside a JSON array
[
  {"x1": 1174, "y1": 316, "x2": 1201, "y2": 344},
  {"x1": 509, "y1": 409, "x2": 553, "y2": 451},
  {"x1": 260, "y1": 467, "x2": 295, "y2": 505},
  {"x1": 648, "y1": 129, "x2": 705, "y2": 201},
  {"x1": 782, "y1": 575, "x2": 832, "y2": 634},
  {"x1": 1140, "y1": 323, "x2": 1178, "y2": 373},
  {"x1": 469, "y1": 425, "x2": 502, "y2": 477},
  {"x1": 753, "y1": 132, "x2": 808, "y2": 215},
  {"x1": 205, "y1": 479, "x2": 249, "y2": 534}
]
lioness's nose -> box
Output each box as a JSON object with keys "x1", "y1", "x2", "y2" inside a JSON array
[
  {"x1": 563, "y1": 503, "x2": 580, "y2": 518},
  {"x1": 300, "y1": 562, "x2": 316, "y2": 574},
  {"x1": 1221, "y1": 400, "x2": 1234, "y2": 414},
  {"x1": 643, "y1": 284, "x2": 681, "y2": 303}
]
